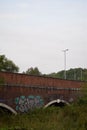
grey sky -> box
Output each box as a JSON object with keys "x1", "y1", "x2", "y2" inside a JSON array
[{"x1": 0, "y1": 0, "x2": 87, "y2": 74}]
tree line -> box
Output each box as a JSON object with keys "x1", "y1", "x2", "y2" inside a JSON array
[{"x1": 0, "y1": 55, "x2": 87, "y2": 81}]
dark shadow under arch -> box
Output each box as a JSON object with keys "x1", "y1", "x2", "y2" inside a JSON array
[
  {"x1": 44, "y1": 99, "x2": 69, "y2": 108},
  {"x1": 0, "y1": 103, "x2": 17, "y2": 115}
]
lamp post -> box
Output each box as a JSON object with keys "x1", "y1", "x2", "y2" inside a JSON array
[{"x1": 62, "y1": 49, "x2": 69, "y2": 79}]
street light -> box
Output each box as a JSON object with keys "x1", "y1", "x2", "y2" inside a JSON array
[{"x1": 62, "y1": 49, "x2": 69, "y2": 79}]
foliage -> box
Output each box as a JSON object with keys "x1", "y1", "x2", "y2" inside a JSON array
[
  {"x1": 1, "y1": 102, "x2": 87, "y2": 130},
  {"x1": 0, "y1": 55, "x2": 19, "y2": 73},
  {"x1": 25, "y1": 67, "x2": 42, "y2": 76},
  {"x1": 48, "y1": 68, "x2": 87, "y2": 81},
  {"x1": 77, "y1": 82, "x2": 87, "y2": 105}
]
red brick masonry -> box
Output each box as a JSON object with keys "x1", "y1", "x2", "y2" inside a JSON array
[{"x1": 0, "y1": 71, "x2": 84, "y2": 88}]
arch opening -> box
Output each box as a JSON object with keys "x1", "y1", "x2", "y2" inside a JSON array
[
  {"x1": 0, "y1": 103, "x2": 17, "y2": 115},
  {"x1": 44, "y1": 99, "x2": 69, "y2": 108},
  {"x1": 49, "y1": 102, "x2": 66, "y2": 107}
]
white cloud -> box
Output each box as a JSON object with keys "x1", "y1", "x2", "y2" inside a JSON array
[{"x1": 0, "y1": 13, "x2": 31, "y2": 20}]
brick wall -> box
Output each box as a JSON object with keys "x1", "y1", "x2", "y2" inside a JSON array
[{"x1": 0, "y1": 71, "x2": 84, "y2": 88}]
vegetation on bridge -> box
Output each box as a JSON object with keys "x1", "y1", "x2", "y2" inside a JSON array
[
  {"x1": 0, "y1": 54, "x2": 87, "y2": 81},
  {"x1": 48, "y1": 68, "x2": 87, "y2": 81},
  {"x1": 25, "y1": 67, "x2": 87, "y2": 81}
]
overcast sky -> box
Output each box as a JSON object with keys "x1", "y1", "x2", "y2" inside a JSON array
[{"x1": 0, "y1": 0, "x2": 87, "y2": 74}]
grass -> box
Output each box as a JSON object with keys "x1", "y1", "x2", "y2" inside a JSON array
[{"x1": 0, "y1": 101, "x2": 87, "y2": 130}]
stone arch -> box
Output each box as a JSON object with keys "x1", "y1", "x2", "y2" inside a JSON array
[
  {"x1": 44, "y1": 99, "x2": 69, "y2": 108},
  {"x1": 0, "y1": 103, "x2": 17, "y2": 115}
]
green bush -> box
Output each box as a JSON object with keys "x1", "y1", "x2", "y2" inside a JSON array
[{"x1": 0, "y1": 103, "x2": 87, "y2": 130}]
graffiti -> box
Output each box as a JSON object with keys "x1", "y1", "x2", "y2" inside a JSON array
[{"x1": 15, "y1": 95, "x2": 44, "y2": 112}]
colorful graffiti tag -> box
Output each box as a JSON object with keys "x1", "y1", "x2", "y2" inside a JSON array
[{"x1": 15, "y1": 95, "x2": 44, "y2": 112}]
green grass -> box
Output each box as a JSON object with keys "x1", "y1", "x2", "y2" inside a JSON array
[{"x1": 0, "y1": 104, "x2": 87, "y2": 130}]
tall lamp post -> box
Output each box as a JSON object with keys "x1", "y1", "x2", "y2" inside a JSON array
[{"x1": 62, "y1": 49, "x2": 69, "y2": 79}]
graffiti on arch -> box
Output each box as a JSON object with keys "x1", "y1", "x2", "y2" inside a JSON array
[{"x1": 15, "y1": 95, "x2": 44, "y2": 112}]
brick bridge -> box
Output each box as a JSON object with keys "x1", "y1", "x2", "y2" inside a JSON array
[{"x1": 0, "y1": 71, "x2": 85, "y2": 114}]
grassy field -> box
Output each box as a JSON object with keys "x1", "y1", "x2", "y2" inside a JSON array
[{"x1": 0, "y1": 101, "x2": 87, "y2": 130}]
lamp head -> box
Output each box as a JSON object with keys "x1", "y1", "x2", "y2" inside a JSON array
[{"x1": 62, "y1": 49, "x2": 69, "y2": 52}]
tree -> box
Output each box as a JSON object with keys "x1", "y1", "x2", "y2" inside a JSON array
[
  {"x1": 48, "y1": 68, "x2": 87, "y2": 81},
  {"x1": 25, "y1": 67, "x2": 42, "y2": 76},
  {"x1": 0, "y1": 55, "x2": 19, "y2": 73}
]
